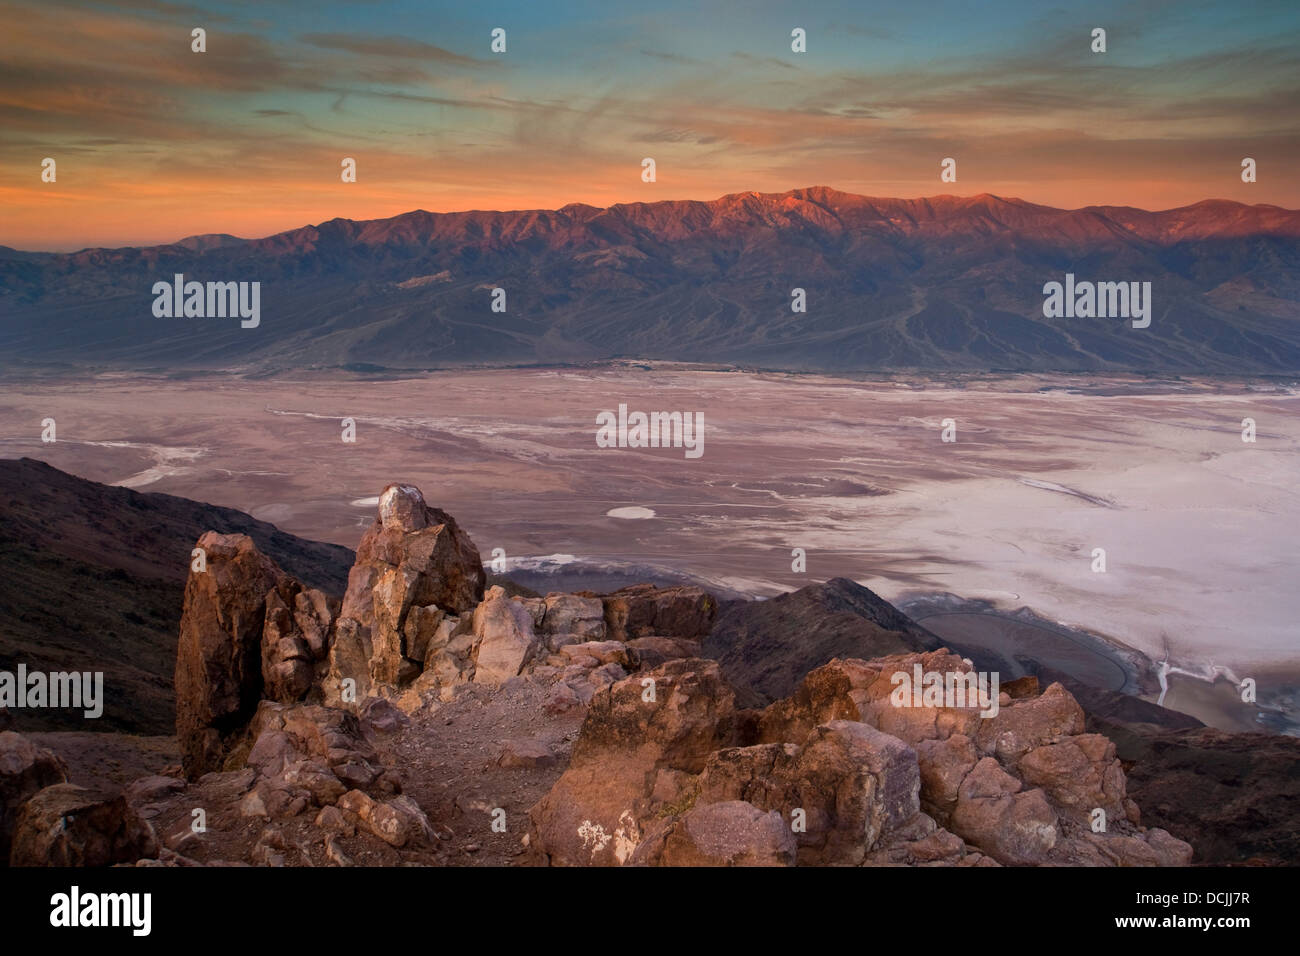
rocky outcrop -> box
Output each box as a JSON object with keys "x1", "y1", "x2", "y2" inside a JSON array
[
  {"x1": 325, "y1": 484, "x2": 485, "y2": 704},
  {"x1": 152, "y1": 488, "x2": 1206, "y2": 870},
  {"x1": 240, "y1": 701, "x2": 397, "y2": 820},
  {"x1": 602, "y1": 584, "x2": 716, "y2": 644},
  {"x1": 527, "y1": 651, "x2": 1193, "y2": 867},
  {"x1": 528, "y1": 659, "x2": 739, "y2": 866},
  {"x1": 175, "y1": 532, "x2": 287, "y2": 779}
]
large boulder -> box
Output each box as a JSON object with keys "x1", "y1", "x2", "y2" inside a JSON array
[
  {"x1": 694, "y1": 720, "x2": 921, "y2": 865},
  {"x1": 950, "y1": 757, "x2": 1059, "y2": 865},
  {"x1": 527, "y1": 660, "x2": 738, "y2": 865},
  {"x1": 631, "y1": 800, "x2": 796, "y2": 866},
  {"x1": 245, "y1": 702, "x2": 392, "y2": 798},
  {"x1": 541, "y1": 593, "x2": 606, "y2": 646},
  {"x1": 1017, "y1": 733, "x2": 1128, "y2": 824},
  {"x1": 175, "y1": 532, "x2": 286, "y2": 779},
  {"x1": 975, "y1": 682, "x2": 1086, "y2": 765},
  {"x1": 0, "y1": 732, "x2": 68, "y2": 862},
  {"x1": 9, "y1": 784, "x2": 158, "y2": 866},
  {"x1": 914, "y1": 733, "x2": 979, "y2": 823},
  {"x1": 472, "y1": 587, "x2": 542, "y2": 687},
  {"x1": 601, "y1": 584, "x2": 717, "y2": 643}
]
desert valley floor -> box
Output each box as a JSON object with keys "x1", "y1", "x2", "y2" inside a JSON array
[{"x1": 2, "y1": 366, "x2": 1297, "y2": 731}]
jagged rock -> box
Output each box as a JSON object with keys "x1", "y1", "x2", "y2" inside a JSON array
[
  {"x1": 790, "y1": 721, "x2": 920, "y2": 863},
  {"x1": 9, "y1": 784, "x2": 158, "y2": 866},
  {"x1": 403, "y1": 604, "x2": 446, "y2": 664},
  {"x1": 542, "y1": 593, "x2": 606, "y2": 645},
  {"x1": 262, "y1": 579, "x2": 335, "y2": 703},
  {"x1": 329, "y1": 483, "x2": 485, "y2": 703},
  {"x1": 472, "y1": 587, "x2": 542, "y2": 686},
  {"x1": 1017, "y1": 734, "x2": 1127, "y2": 824},
  {"x1": 245, "y1": 701, "x2": 392, "y2": 804},
  {"x1": 0, "y1": 732, "x2": 68, "y2": 861},
  {"x1": 756, "y1": 652, "x2": 986, "y2": 749},
  {"x1": 574, "y1": 659, "x2": 737, "y2": 772},
  {"x1": 950, "y1": 757, "x2": 1059, "y2": 865},
  {"x1": 602, "y1": 584, "x2": 717, "y2": 643},
  {"x1": 176, "y1": 532, "x2": 287, "y2": 779},
  {"x1": 425, "y1": 614, "x2": 476, "y2": 694},
  {"x1": 914, "y1": 733, "x2": 978, "y2": 823},
  {"x1": 337, "y1": 789, "x2": 432, "y2": 848},
  {"x1": 528, "y1": 660, "x2": 738, "y2": 865},
  {"x1": 975, "y1": 682, "x2": 1086, "y2": 764},
  {"x1": 624, "y1": 636, "x2": 701, "y2": 670},
  {"x1": 323, "y1": 618, "x2": 373, "y2": 706},
  {"x1": 631, "y1": 801, "x2": 796, "y2": 866}
]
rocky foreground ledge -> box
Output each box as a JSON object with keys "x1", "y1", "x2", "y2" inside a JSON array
[{"x1": 0, "y1": 484, "x2": 1191, "y2": 867}]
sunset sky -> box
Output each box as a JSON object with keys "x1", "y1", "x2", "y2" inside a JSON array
[{"x1": 2, "y1": 0, "x2": 1298, "y2": 251}]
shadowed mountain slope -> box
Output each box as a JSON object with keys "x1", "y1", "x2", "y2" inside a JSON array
[
  {"x1": 0, "y1": 458, "x2": 354, "y2": 733},
  {"x1": 703, "y1": 577, "x2": 946, "y2": 707}
]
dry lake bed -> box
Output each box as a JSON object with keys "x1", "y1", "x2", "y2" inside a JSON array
[{"x1": 3, "y1": 365, "x2": 1297, "y2": 731}]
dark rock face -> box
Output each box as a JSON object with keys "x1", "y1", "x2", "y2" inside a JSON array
[
  {"x1": 175, "y1": 532, "x2": 287, "y2": 779},
  {"x1": 601, "y1": 584, "x2": 717, "y2": 644},
  {"x1": 1109, "y1": 727, "x2": 1300, "y2": 865},
  {"x1": 262, "y1": 580, "x2": 336, "y2": 704},
  {"x1": 703, "y1": 578, "x2": 942, "y2": 707}
]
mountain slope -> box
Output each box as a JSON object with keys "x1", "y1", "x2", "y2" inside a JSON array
[
  {"x1": 2, "y1": 188, "x2": 1298, "y2": 373},
  {"x1": 0, "y1": 458, "x2": 354, "y2": 733},
  {"x1": 703, "y1": 577, "x2": 946, "y2": 707}
]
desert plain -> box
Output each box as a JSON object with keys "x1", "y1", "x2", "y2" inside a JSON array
[{"x1": 1, "y1": 365, "x2": 1296, "y2": 731}]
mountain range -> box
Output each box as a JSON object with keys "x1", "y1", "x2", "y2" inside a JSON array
[{"x1": 2, "y1": 187, "x2": 1298, "y2": 373}]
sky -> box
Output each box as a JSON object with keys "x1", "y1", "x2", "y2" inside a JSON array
[{"x1": 2, "y1": 0, "x2": 1298, "y2": 250}]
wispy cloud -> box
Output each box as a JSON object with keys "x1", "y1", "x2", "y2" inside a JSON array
[{"x1": 1, "y1": 0, "x2": 1297, "y2": 249}]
